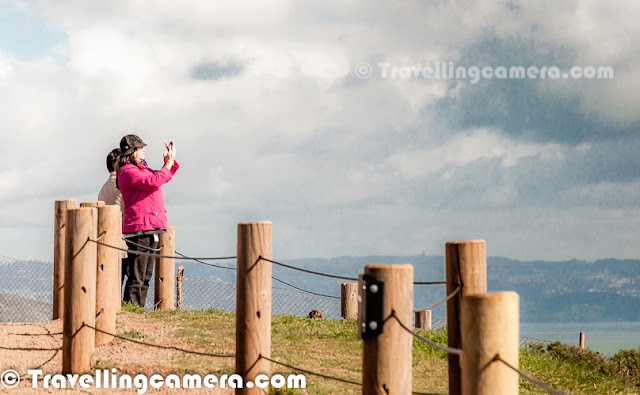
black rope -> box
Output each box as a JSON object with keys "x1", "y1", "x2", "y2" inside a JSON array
[
  {"x1": 271, "y1": 277, "x2": 340, "y2": 299},
  {"x1": 413, "y1": 281, "x2": 446, "y2": 285},
  {"x1": 414, "y1": 285, "x2": 460, "y2": 312},
  {"x1": 493, "y1": 354, "x2": 569, "y2": 395},
  {"x1": 88, "y1": 238, "x2": 236, "y2": 261},
  {"x1": 175, "y1": 251, "x2": 236, "y2": 270},
  {"x1": 259, "y1": 354, "x2": 361, "y2": 386},
  {"x1": 124, "y1": 237, "x2": 161, "y2": 252},
  {"x1": 259, "y1": 256, "x2": 445, "y2": 285},
  {"x1": 259, "y1": 257, "x2": 358, "y2": 281},
  {"x1": 81, "y1": 323, "x2": 235, "y2": 358},
  {"x1": 389, "y1": 311, "x2": 462, "y2": 355},
  {"x1": 176, "y1": 253, "x2": 338, "y2": 299}
]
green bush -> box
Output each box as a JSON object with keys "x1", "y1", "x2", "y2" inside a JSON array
[
  {"x1": 544, "y1": 341, "x2": 614, "y2": 375},
  {"x1": 538, "y1": 342, "x2": 640, "y2": 388},
  {"x1": 611, "y1": 348, "x2": 640, "y2": 388}
]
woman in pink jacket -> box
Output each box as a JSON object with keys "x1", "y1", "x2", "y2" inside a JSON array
[{"x1": 115, "y1": 134, "x2": 179, "y2": 307}]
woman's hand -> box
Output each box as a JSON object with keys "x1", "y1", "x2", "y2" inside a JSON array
[{"x1": 163, "y1": 140, "x2": 176, "y2": 169}]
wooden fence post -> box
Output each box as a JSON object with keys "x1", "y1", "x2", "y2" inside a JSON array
[
  {"x1": 362, "y1": 264, "x2": 413, "y2": 394},
  {"x1": 62, "y1": 207, "x2": 97, "y2": 373},
  {"x1": 53, "y1": 199, "x2": 77, "y2": 320},
  {"x1": 462, "y1": 292, "x2": 519, "y2": 395},
  {"x1": 155, "y1": 227, "x2": 176, "y2": 310},
  {"x1": 446, "y1": 240, "x2": 487, "y2": 395},
  {"x1": 236, "y1": 222, "x2": 272, "y2": 395},
  {"x1": 415, "y1": 310, "x2": 432, "y2": 330},
  {"x1": 176, "y1": 266, "x2": 184, "y2": 309},
  {"x1": 579, "y1": 332, "x2": 585, "y2": 350},
  {"x1": 341, "y1": 283, "x2": 358, "y2": 320},
  {"x1": 95, "y1": 205, "x2": 120, "y2": 346}
]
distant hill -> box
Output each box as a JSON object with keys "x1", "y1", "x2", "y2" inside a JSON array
[{"x1": 177, "y1": 255, "x2": 640, "y2": 323}]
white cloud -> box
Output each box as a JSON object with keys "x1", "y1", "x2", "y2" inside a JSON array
[
  {"x1": 0, "y1": 0, "x2": 638, "y2": 262},
  {"x1": 386, "y1": 129, "x2": 564, "y2": 180},
  {"x1": 0, "y1": 54, "x2": 12, "y2": 84}
]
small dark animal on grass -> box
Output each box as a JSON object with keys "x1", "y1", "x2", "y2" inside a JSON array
[{"x1": 308, "y1": 309, "x2": 323, "y2": 319}]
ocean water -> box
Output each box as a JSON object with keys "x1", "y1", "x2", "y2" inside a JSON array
[{"x1": 520, "y1": 322, "x2": 640, "y2": 355}]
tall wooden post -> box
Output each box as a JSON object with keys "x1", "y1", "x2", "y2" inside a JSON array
[
  {"x1": 95, "y1": 205, "x2": 120, "y2": 347},
  {"x1": 446, "y1": 240, "x2": 487, "y2": 395},
  {"x1": 341, "y1": 283, "x2": 358, "y2": 320},
  {"x1": 155, "y1": 227, "x2": 176, "y2": 310},
  {"x1": 362, "y1": 264, "x2": 413, "y2": 394},
  {"x1": 236, "y1": 222, "x2": 272, "y2": 395},
  {"x1": 462, "y1": 292, "x2": 519, "y2": 395},
  {"x1": 176, "y1": 266, "x2": 184, "y2": 309},
  {"x1": 415, "y1": 310, "x2": 432, "y2": 330},
  {"x1": 53, "y1": 199, "x2": 77, "y2": 319},
  {"x1": 62, "y1": 207, "x2": 97, "y2": 373},
  {"x1": 579, "y1": 332, "x2": 585, "y2": 350}
]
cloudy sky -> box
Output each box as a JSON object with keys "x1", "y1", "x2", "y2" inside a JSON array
[{"x1": 1, "y1": 0, "x2": 638, "y2": 262}]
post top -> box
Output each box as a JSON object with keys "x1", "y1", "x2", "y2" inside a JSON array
[
  {"x1": 69, "y1": 207, "x2": 98, "y2": 212},
  {"x1": 364, "y1": 263, "x2": 414, "y2": 271},
  {"x1": 446, "y1": 239, "x2": 485, "y2": 245},
  {"x1": 463, "y1": 291, "x2": 519, "y2": 301},
  {"x1": 238, "y1": 221, "x2": 272, "y2": 225}
]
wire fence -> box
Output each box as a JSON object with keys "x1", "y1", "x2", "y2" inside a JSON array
[
  {"x1": 0, "y1": 256, "x2": 53, "y2": 323},
  {"x1": 0, "y1": 255, "x2": 349, "y2": 323}
]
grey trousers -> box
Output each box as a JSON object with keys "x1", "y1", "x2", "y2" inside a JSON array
[{"x1": 123, "y1": 235, "x2": 157, "y2": 307}]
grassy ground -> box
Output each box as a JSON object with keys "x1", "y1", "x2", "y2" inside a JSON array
[{"x1": 109, "y1": 306, "x2": 638, "y2": 394}]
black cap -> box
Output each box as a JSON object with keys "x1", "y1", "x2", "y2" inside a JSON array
[{"x1": 119, "y1": 134, "x2": 147, "y2": 156}]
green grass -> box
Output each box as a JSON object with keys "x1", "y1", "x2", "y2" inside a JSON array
[
  {"x1": 100, "y1": 309, "x2": 639, "y2": 394},
  {"x1": 121, "y1": 302, "x2": 146, "y2": 314}
]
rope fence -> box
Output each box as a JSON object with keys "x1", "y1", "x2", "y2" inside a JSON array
[{"x1": 1, "y1": 248, "x2": 567, "y2": 395}]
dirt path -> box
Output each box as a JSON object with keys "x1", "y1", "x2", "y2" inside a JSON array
[{"x1": 0, "y1": 313, "x2": 234, "y2": 394}]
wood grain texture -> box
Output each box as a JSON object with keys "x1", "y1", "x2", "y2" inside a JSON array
[
  {"x1": 446, "y1": 240, "x2": 487, "y2": 395},
  {"x1": 341, "y1": 283, "x2": 358, "y2": 320},
  {"x1": 62, "y1": 207, "x2": 97, "y2": 373},
  {"x1": 362, "y1": 264, "x2": 413, "y2": 395},
  {"x1": 95, "y1": 205, "x2": 120, "y2": 346},
  {"x1": 155, "y1": 227, "x2": 176, "y2": 310},
  {"x1": 53, "y1": 199, "x2": 76, "y2": 320},
  {"x1": 236, "y1": 222, "x2": 272, "y2": 395},
  {"x1": 176, "y1": 265, "x2": 184, "y2": 309},
  {"x1": 415, "y1": 310, "x2": 432, "y2": 330},
  {"x1": 462, "y1": 292, "x2": 519, "y2": 395}
]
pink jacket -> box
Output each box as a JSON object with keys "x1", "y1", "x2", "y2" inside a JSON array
[{"x1": 118, "y1": 160, "x2": 179, "y2": 234}]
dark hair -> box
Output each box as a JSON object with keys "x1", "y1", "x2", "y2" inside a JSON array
[
  {"x1": 106, "y1": 148, "x2": 120, "y2": 172},
  {"x1": 114, "y1": 151, "x2": 137, "y2": 189}
]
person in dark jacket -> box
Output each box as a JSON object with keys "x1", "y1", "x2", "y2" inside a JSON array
[{"x1": 115, "y1": 134, "x2": 179, "y2": 307}]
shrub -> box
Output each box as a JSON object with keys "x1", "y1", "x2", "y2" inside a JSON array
[{"x1": 611, "y1": 348, "x2": 640, "y2": 388}]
